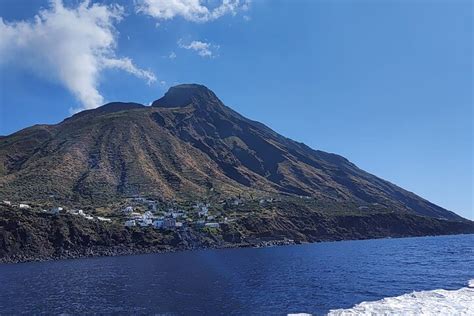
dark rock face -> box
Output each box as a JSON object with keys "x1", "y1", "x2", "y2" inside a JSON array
[
  {"x1": 0, "y1": 84, "x2": 465, "y2": 221},
  {"x1": 1, "y1": 205, "x2": 473, "y2": 263},
  {"x1": 0, "y1": 206, "x2": 180, "y2": 263},
  {"x1": 152, "y1": 84, "x2": 220, "y2": 108}
]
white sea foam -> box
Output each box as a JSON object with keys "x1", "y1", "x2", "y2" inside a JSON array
[{"x1": 328, "y1": 280, "x2": 474, "y2": 316}]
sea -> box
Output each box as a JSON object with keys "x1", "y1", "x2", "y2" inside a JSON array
[{"x1": 1, "y1": 234, "x2": 473, "y2": 315}]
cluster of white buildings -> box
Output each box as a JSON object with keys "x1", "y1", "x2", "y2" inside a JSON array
[
  {"x1": 40, "y1": 205, "x2": 113, "y2": 222},
  {"x1": 2, "y1": 200, "x2": 116, "y2": 222},
  {"x1": 67, "y1": 209, "x2": 94, "y2": 220},
  {"x1": 123, "y1": 207, "x2": 182, "y2": 229},
  {"x1": 2, "y1": 200, "x2": 33, "y2": 209},
  {"x1": 2, "y1": 196, "x2": 230, "y2": 231},
  {"x1": 52, "y1": 207, "x2": 112, "y2": 222},
  {"x1": 120, "y1": 200, "x2": 223, "y2": 231},
  {"x1": 258, "y1": 197, "x2": 284, "y2": 205},
  {"x1": 124, "y1": 215, "x2": 180, "y2": 230}
]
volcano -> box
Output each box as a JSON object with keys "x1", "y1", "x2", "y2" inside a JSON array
[{"x1": 0, "y1": 84, "x2": 464, "y2": 220}]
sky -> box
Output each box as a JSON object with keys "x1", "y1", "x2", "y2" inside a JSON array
[{"x1": 0, "y1": 0, "x2": 472, "y2": 219}]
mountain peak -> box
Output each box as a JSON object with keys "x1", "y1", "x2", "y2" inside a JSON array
[{"x1": 152, "y1": 84, "x2": 221, "y2": 108}]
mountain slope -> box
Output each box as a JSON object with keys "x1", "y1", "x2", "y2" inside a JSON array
[{"x1": 0, "y1": 84, "x2": 464, "y2": 220}]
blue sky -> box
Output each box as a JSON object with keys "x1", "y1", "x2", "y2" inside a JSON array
[{"x1": 0, "y1": 0, "x2": 472, "y2": 219}]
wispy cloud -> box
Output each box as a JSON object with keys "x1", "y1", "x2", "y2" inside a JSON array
[
  {"x1": 178, "y1": 39, "x2": 218, "y2": 58},
  {"x1": 102, "y1": 58, "x2": 156, "y2": 84},
  {"x1": 168, "y1": 51, "x2": 177, "y2": 59},
  {"x1": 0, "y1": 0, "x2": 156, "y2": 112},
  {"x1": 136, "y1": 0, "x2": 250, "y2": 23}
]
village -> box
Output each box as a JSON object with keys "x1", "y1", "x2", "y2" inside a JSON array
[
  {"x1": 119, "y1": 198, "x2": 224, "y2": 230},
  {"x1": 0, "y1": 195, "x2": 292, "y2": 232}
]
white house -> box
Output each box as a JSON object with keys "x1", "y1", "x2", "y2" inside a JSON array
[
  {"x1": 153, "y1": 219, "x2": 164, "y2": 229},
  {"x1": 125, "y1": 220, "x2": 136, "y2": 227},
  {"x1": 175, "y1": 222, "x2": 183, "y2": 228},
  {"x1": 50, "y1": 207, "x2": 63, "y2": 214},
  {"x1": 143, "y1": 211, "x2": 154, "y2": 219},
  {"x1": 131, "y1": 212, "x2": 143, "y2": 219},
  {"x1": 205, "y1": 222, "x2": 220, "y2": 228},
  {"x1": 138, "y1": 218, "x2": 153, "y2": 227},
  {"x1": 122, "y1": 206, "x2": 133, "y2": 214},
  {"x1": 97, "y1": 216, "x2": 112, "y2": 222},
  {"x1": 19, "y1": 204, "x2": 31, "y2": 209},
  {"x1": 68, "y1": 209, "x2": 84, "y2": 216},
  {"x1": 2, "y1": 200, "x2": 11, "y2": 206},
  {"x1": 171, "y1": 211, "x2": 185, "y2": 218}
]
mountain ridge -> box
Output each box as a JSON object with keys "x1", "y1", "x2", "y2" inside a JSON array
[{"x1": 0, "y1": 84, "x2": 465, "y2": 221}]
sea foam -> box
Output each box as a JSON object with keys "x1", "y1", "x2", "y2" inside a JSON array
[{"x1": 327, "y1": 280, "x2": 474, "y2": 316}]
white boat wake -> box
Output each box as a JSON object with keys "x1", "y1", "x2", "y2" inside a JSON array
[{"x1": 327, "y1": 280, "x2": 474, "y2": 316}]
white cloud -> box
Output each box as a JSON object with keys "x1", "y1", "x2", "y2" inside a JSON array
[
  {"x1": 136, "y1": 0, "x2": 250, "y2": 23},
  {"x1": 178, "y1": 39, "x2": 217, "y2": 58},
  {"x1": 168, "y1": 51, "x2": 177, "y2": 59},
  {"x1": 102, "y1": 58, "x2": 156, "y2": 84},
  {"x1": 0, "y1": 0, "x2": 156, "y2": 112}
]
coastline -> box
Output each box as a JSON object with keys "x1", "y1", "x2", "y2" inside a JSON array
[
  {"x1": 0, "y1": 236, "x2": 297, "y2": 264},
  {"x1": 2, "y1": 204, "x2": 474, "y2": 265},
  {"x1": 2, "y1": 232, "x2": 472, "y2": 265}
]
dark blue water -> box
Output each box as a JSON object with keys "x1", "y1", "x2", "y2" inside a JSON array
[{"x1": 1, "y1": 234, "x2": 473, "y2": 315}]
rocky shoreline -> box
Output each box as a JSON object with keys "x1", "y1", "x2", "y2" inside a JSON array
[
  {"x1": 0, "y1": 230, "x2": 301, "y2": 264},
  {"x1": 3, "y1": 232, "x2": 474, "y2": 265},
  {"x1": 2, "y1": 205, "x2": 474, "y2": 264}
]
